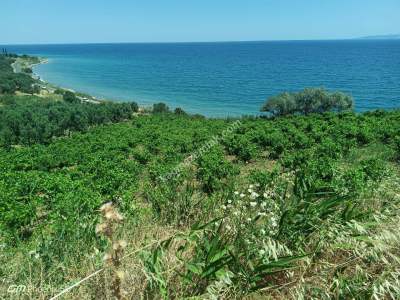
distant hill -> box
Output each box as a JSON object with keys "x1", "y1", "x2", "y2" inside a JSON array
[{"x1": 358, "y1": 34, "x2": 400, "y2": 40}]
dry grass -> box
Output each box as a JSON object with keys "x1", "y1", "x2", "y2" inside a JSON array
[{"x1": 2, "y1": 151, "x2": 399, "y2": 300}]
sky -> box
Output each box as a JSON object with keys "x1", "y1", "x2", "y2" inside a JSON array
[{"x1": 1, "y1": 0, "x2": 399, "y2": 44}]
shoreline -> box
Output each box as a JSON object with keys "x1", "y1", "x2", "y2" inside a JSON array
[
  {"x1": 22, "y1": 55, "x2": 183, "y2": 113},
  {"x1": 16, "y1": 55, "x2": 104, "y2": 104},
  {"x1": 26, "y1": 56, "x2": 158, "y2": 110}
]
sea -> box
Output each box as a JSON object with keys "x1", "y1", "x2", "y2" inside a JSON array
[{"x1": 6, "y1": 40, "x2": 400, "y2": 117}]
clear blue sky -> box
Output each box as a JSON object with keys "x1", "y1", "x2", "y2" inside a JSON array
[{"x1": 1, "y1": 0, "x2": 399, "y2": 44}]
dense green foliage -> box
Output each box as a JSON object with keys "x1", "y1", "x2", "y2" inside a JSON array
[
  {"x1": 62, "y1": 90, "x2": 80, "y2": 103},
  {"x1": 153, "y1": 102, "x2": 170, "y2": 113},
  {"x1": 261, "y1": 88, "x2": 354, "y2": 116},
  {"x1": 0, "y1": 95, "x2": 138, "y2": 147},
  {"x1": 0, "y1": 55, "x2": 38, "y2": 94},
  {"x1": 197, "y1": 145, "x2": 238, "y2": 193},
  {"x1": 174, "y1": 107, "x2": 187, "y2": 115},
  {"x1": 1, "y1": 108, "x2": 399, "y2": 298}
]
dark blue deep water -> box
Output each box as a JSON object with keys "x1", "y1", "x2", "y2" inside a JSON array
[{"x1": 6, "y1": 40, "x2": 400, "y2": 117}]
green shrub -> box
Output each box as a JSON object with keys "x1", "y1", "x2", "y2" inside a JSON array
[
  {"x1": 174, "y1": 107, "x2": 187, "y2": 115},
  {"x1": 225, "y1": 135, "x2": 259, "y2": 161},
  {"x1": 63, "y1": 91, "x2": 80, "y2": 103},
  {"x1": 197, "y1": 146, "x2": 238, "y2": 194},
  {"x1": 356, "y1": 127, "x2": 374, "y2": 145},
  {"x1": 263, "y1": 132, "x2": 291, "y2": 159},
  {"x1": 153, "y1": 102, "x2": 170, "y2": 113},
  {"x1": 23, "y1": 67, "x2": 32, "y2": 74},
  {"x1": 130, "y1": 146, "x2": 151, "y2": 164},
  {"x1": 248, "y1": 169, "x2": 278, "y2": 188},
  {"x1": 359, "y1": 158, "x2": 387, "y2": 182},
  {"x1": 54, "y1": 88, "x2": 65, "y2": 95},
  {"x1": 129, "y1": 101, "x2": 139, "y2": 112},
  {"x1": 315, "y1": 138, "x2": 343, "y2": 159}
]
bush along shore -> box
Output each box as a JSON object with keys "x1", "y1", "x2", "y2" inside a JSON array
[{"x1": 1, "y1": 53, "x2": 400, "y2": 299}]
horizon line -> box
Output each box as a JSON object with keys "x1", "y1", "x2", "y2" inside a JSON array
[
  {"x1": 2, "y1": 33, "x2": 399, "y2": 46},
  {"x1": 1, "y1": 37, "x2": 395, "y2": 47}
]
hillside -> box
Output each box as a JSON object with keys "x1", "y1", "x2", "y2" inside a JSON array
[{"x1": 1, "y1": 54, "x2": 400, "y2": 299}]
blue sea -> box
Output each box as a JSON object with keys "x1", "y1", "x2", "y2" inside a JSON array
[{"x1": 6, "y1": 40, "x2": 400, "y2": 117}]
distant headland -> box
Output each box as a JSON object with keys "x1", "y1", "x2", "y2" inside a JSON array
[{"x1": 357, "y1": 34, "x2": 400, "y2": 40}]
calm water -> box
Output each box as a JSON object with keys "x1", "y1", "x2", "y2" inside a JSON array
[{"x1": 6, "y1": 41, "x2": 400, "y2": 117}]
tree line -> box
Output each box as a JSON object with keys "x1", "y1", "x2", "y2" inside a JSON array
[
  {"x1": 0, "y1": 55, "x2": 39, "y2": 94},
  {"x1": 0, "y1": 95, "x2": 138, "y2": 148}
]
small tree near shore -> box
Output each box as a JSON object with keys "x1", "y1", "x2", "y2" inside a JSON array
[
  {"x1": 261, "y1": 88, "x2": 354, "y2": 116},
  {"x1": 153, "y1": 102, "x2": 169, "y2": 114},
  {"x1": 174, "y1": 107, "x2": 187, "y2": 115},
  {"x1": 63, "y1": 91, "x2": 80, "y2": 103}
]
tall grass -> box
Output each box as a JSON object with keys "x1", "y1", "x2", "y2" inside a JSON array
[{"x1": 1, "y1": 111, "x2": 400, "y2": 299}]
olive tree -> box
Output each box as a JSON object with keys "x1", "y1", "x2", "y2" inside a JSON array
[
  {"x1": 153, "y1": 102, "x2": 170, "y2": 113},
  {"x1": 260, "y1": 92, "x2": 297, "y2": 116},
  {"x1": 261, "y1": 88, "x2": 354, "y2": 116}
]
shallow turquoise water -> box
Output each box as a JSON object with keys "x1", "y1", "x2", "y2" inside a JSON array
[{"x1": 7, "y1": 41, "x2": 400, "y2": 117}]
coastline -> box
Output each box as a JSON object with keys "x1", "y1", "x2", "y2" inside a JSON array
[
  {"x1": 11, "y1": 56, "x2": 48, "y2": 75},
  {"x1": 15, "y1": 55, "x2": 103, "y2": 104},
  {"x1": 16, "y1": 55, "x2": 176, "y2": 112},
  {"x1": 6, "y1": 40, "x2": 400, "y2": 116}
]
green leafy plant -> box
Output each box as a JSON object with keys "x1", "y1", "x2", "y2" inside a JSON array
[{"x1": 196, "y1": 146, "x2": 238, "y2": 194}]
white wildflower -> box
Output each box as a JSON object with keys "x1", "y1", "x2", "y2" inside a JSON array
[{"x1": 250, "y1": 192, "x2": 259, "y2": 199}]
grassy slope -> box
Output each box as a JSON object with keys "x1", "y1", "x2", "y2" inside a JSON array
[{"x1": 1, "y1": 108, "x2": 400, "y2": 299}]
